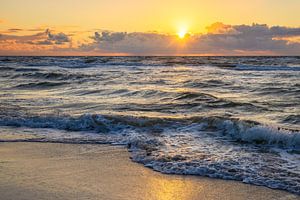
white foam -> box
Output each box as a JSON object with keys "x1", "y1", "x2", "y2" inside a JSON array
[
  {"x1": 221, "y1": 120, "x2": 300, "y2": 148},
  {"x1": 0, "y1": 115, "x2": 300, "y2": 194}
]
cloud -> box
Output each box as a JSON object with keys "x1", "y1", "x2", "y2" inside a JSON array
[
  {"x1": 92, "y1": 31, "x2": 126, "y2": 42},
  {"x1": 81, "y1": 23, "x2": 300, "y2": 55},
  {"x1": 27, "y1": 28, "x2": 47, "y2": 32},
  {"x1": 0, "y1": 29, "x2": 71, "y2": 45},
  {"x1": 206, "y1": 22, "x2": 238, "y2": 35},
  {"x1": 1, "y1": 22, "x2": 300, "y2": 55},
  {"x1": 194, "y1": 23, "x2": 300, "y2": 54},
  {"x1": 45, "y1": 29, "x2": 70, "y2": 44},
  {"x1": 0, "y1": 29, "x2": 72, "y2": 55},
  {"x1": 0, "y1": 28, "x2": 47, "y2": 34},
  {"x1": 3, "y1": 28, "x2": 24, "y2": 34},
  {"x1": 82, "y1": 31, "x2": 177, "y2": 54},
  {"x1": 0, "y1": 31, "x2": 46, "y2": 41}
]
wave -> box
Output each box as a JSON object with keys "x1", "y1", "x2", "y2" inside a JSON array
[
  {"x1": 218, "y1": 119, "x2": 300, "y2": 147},
  {"x1": 14, "y1": 68, "x2": 41, "y2": 72},
  {"x1": 12, "y1": 71, "x2": 90, "y2": 81},
  {"x1": 1, "y1": 56, "x2": 300, "y2": 194},
  {"x1": 0, "y1": 66, "x2": 16, "y2": 71},
  {"x1": 283, "y1": 115, "x2": 300, "y2": 125},
  {"x1": 14, "y1": 81, "x2": 69, "y2": 89},
  {"x1": 0, "y1": 114, "x2": 299, "y2": 149},
  {"x1": 174, "y1": 91, "x2": 218, "y2": 101},
  {"x1": 2, "y1": 56, "x2": 300, "y2": 69},
  {"x1": 1, "y1": 114, "x2": 299, "y2": 194},
  {"x1": 233, "y1": 65, "x2": 300, "y2": 71}
]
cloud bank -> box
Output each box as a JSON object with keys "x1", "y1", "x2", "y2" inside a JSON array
[
  {"x1": 0, "y1": 29, "x2": 72, "y2": 55},
  {"x1": 1, "y1": 23, "x2": 300, "y2": 55}
]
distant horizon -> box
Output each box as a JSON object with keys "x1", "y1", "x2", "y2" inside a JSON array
[{"x1": 1, "y1": 55, "x2": 300, "y2": 57}]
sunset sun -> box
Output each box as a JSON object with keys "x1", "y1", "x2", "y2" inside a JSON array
[
  {"x1": 177, "y1": 28, "x2": 187, "y2": 39},
  {"x1": 0, "y1": 0, "x2": 299, "y2": 199}
]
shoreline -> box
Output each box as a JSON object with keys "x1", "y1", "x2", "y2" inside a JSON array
[{"x1": 0, "y1": 142, "x2": 298, "y2": 200}]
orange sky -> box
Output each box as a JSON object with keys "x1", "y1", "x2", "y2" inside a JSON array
[{"x1": 0, "y1": 0, "x2": 300, "y2": 55}]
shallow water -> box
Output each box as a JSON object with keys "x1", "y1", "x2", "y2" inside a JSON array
[{"x1": 0, "y1": 56, "x2": 299, "y2": 194}]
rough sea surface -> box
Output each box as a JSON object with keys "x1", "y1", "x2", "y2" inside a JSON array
[{"x1": 0, "y1": 56, "x2": 299, "y2": 194}]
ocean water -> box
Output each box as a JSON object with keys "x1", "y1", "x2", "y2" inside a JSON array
[{"x1": 0, "y1": 56, "x2": 299, "y2": 194}]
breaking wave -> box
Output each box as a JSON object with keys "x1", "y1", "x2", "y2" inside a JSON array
[
  {"x1": 1, "y1": 56, "x2": 300, "y2": 194},
  {"x1": 0, "y1": 114, "x2": 299, "y2": 194},
  {"x1": 0, "y1": 114, "x2": 299, "y2": 149}
]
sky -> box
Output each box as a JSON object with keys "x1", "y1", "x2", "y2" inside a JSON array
[{"x1": 0, "y1": 0, "x2": 300, "y2": 55}]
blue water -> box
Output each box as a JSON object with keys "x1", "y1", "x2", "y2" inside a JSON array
[{"x1": 0, "y1": 56, "x2": 299, "y2": 194}]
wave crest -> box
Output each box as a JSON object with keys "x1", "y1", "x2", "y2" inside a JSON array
[{"x1": 0, "y1": 114, "x2": 299, "y2": 149}]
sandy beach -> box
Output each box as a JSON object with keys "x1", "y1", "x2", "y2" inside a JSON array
[
  {"x1": 1, "y1": 0, "x2": 300, "y2": 199},
  {"x1": 0, "y1": 142, "x2": 297, "y2": 200}
]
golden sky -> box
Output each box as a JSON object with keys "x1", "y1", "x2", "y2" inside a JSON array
[{"x1": 0, "y1": 0, "x2": 300, "y2": 55}]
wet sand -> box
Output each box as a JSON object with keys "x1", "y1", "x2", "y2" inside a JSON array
[{"x1": 0, "y1": 142, "x2": 298, "y2": 200}]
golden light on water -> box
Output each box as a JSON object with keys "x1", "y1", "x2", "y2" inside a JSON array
[{"x1": 145, "y1": 176, "x2": 201, "y2": 200}]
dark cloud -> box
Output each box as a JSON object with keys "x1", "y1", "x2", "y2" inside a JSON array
[
  {"x1": 35, "y1": 40, "x2": 53, "y2": 45},
  {"x1": 33, "y1": 29, "x2": 70, "y2": 45},
  {"x1": 0, "y1": 31, "x2": 46, "y2": 41},
  {"x1": 45, "y1": 29, "x2": 70, "y2": 44},
  {"x1": 82, "y1": 23, "x2": 300, "y2": 55},
  {"x1": 0, "y1": 29, "x2": 71, "y2": 46},
  {"x1": 7, "y1": 28, "x2": 23, "y2": 33},
  {"x1": 92, "y1": 31, "x2": 126, "y2": 42},
  {"x1": 270, "y1": 26, "x2": 300, "y2": 37},
  {"x1": 191, "y1": 23, "x2": 300, "y2": 54},
  {"x1": 83, "y1": 31, "x2": 177, "y2": 54},
  {"x1": 1, "y1": 23, "x2": 299, "y2": 55},
  {"x1": 232, "y1": 24, "x2": 300, "y2": 38}
]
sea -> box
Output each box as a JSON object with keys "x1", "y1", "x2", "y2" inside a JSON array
[{"x1": 0, "y1": 56, "x2": 299, "y2": 194}]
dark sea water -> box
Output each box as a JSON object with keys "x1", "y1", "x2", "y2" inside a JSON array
[{"x1": 0, "y1": 56, "x2": 299, "y2": 194}]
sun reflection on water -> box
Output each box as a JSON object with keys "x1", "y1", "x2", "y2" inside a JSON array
[{"x1": 145, "y1": 176, "x2": 203, "y2": 200}]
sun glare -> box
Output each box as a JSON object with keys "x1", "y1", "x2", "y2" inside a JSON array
[{"x1": 178, "y1": 28, "x2": 187, "y2": 39}]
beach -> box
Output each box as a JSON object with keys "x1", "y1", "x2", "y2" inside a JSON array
[
  {"x1": 0, "y1": 142, "x2": 297, "y2": 200},
  {"x1": 0, "y1": 57, "x2": 299, "y2": 195},
  {"x1": 1, "y1": 0, "x2": 300, "y2": 199}
]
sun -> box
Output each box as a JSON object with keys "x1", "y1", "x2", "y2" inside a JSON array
[{"x1": 177, "y1": 28, "x2": 187, "y2": 39}]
